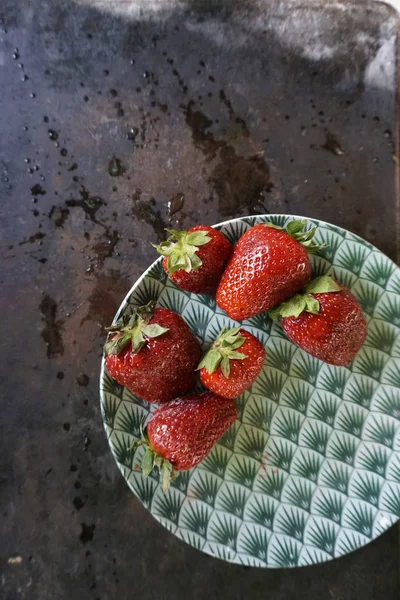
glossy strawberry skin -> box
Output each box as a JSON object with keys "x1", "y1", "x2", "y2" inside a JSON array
[
  {"x1": 281, "y1": 286, "x2": 367, "y2": 366},
  {"x1": 200, "y1": 329, "x2": 265, "y2": 398},
  {"x1": 164, "y1": 225, "x2": 232, "y2": 294},
  {"x1": 147, "y1": 392, "x2": 237, "y2": 470},
  {"x1": 216, "y1": 224, "x2": 311, "y2": 320},
  {"x1": 105, "y1": 308, "x2": 202, "y2": 403}
]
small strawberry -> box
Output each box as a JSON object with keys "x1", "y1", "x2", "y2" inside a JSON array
[
  {"x1": 216, "y1": 219, "x2": 325, "y2": 321},
  {"x1": 104, "y1": 302, "x2": 202, "y2": 402},
  {"x1": 269, "y1": 275, "x2": 368, "y2": 366},
  {"x1": 198, "y1": 327, "x2": 265, "y2": 398},
  {"x1": 134, "y1": 392, "x2": 237, "y2": 491},
  {"x1": 154, "y1": 225, "x2": 232, "y2": 294}
]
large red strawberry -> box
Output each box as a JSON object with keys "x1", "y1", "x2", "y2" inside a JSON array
[
  {"x1": 269, "y1": 275, "x2": 368, "y2": 366},
  {"x1": 198, "y1": 327, "x2": 265, "y2": 398},
  {"x1": 104, "y1": 302, "x2": 202, "y2": 402},
  {"x1": 216, "y1": 220, "x2": 324, "y2": 321},
  {"x1": 134, "y1": 392, "x2": 237, "y2": 491},
  {"x1": 154, "y1": 225, "x2": 232, "y2": 294}
]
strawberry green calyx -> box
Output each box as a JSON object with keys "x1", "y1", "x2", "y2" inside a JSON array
[
  {"x1": 104, "y1": 301, "x2": 168, "y2": 356},
  {"x1": 304, "y1": 275, "x2": 341, "y2": 295},
  {"x1": 131, "y1": 426, "x2": 178, "y2": 493},
  {"x1": 197, "y1": 327, "x2": 247, "y2": 378},
  {"x1": 265, "y1": 219, "x2": 327, "y2": 254},
  {"x1": 268, "y1": 275, "x2": 341, "y2": 320},
  {"x1": 153, "y1": 228, "x2": 211, "y2": 275}
]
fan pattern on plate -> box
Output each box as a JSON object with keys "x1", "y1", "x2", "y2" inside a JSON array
[{"x1": 100, "y1": 215, "x2": 400, "y2": 567}]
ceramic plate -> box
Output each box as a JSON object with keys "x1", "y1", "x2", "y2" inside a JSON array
[{"x1": 100, "y1": 214, "x2": 400, "y2": 567}]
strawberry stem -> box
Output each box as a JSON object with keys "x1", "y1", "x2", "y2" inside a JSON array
[
  {"x1": 153, "y1": 228, "x2": 211, "y2": 275},
  {"x1": 130, "y1": 426, "x2": 179, "y2": 493},
  {"x1": 268, "y1": 275, "x2": 341, "y2": 320},
  {"x1": 265, "y1": 219, "x2": 327, "y2": 254},
  {"x1": 197, "y1": 327, "x2": 247, "y2": 378},
  {"x1": 104, "y1": 301, "x2": 168, "y2": 356}
]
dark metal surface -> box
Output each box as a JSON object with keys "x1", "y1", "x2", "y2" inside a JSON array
[{"x1": 0, "y1": 1, "x2": 399, "y2": 598}]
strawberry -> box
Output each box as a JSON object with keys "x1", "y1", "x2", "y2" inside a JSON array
[
  {"x1": 154, "y1": 225, "x2": 232, "y2": 294},
  {"x1": 269, "y1": 275, "x2": 368, "y2": 366},
  {"x1": 216, "y1": 220, "x2": 324, "y2": 321},
  {"x1": 104, "y1": 302, "x2": 202, "y2": 403},
  {"x1": 198, "y1": 327, "x2": 265, "y2": 398},
  {"x1": 134, "y1": 392, "x2": 237, "y2": 491}
]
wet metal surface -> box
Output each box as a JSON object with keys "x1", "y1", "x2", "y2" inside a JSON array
[{"x1": 0, "y1": 0, "x2": 399, "y2": 598}]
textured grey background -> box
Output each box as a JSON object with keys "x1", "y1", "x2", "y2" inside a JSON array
[{"x1": 0, "y1": 1, "x2": 399, "y2": 598}]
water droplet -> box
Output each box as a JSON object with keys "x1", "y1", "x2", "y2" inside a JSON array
[
  {"x1": 127, "y1": 127, "x2": 139, "y2": 141},
  {"x1": 43, "y1": 116, "x2": 49, "y2": 123},
  {"x1": 29, "y1": 92, "x2": 36, "y2": 98},
  {"x1": 21, "y1": 75, "x2": 28, "y2": 82},
  {"x1": 12, "y1": 52, "x2": 19, "y2": 60},
  {"x1": 24, "y1": 158, "x2": 30, "y2": 163},
  {"x1": 143, "y1": 71, "x2": 149, "y2": 78},
  {"x1": 30, "y1": 184, "x2": 46, "y2": 196},
  {"x1": 167, "y1": 193, "x2": 185, "y2": 217},
  {"x1": 48, "y1": 130, "x2": 58, "y2": 141},
  {"x1": 108, "y1": 156, "x2": 125, "y2": 177},
  {"x1": 18, "y1": 62, "x2": 23, "y2": 68},
  {"x1": 23, "y1": 126, "x2": 28, "y2": 131},
  {"x1": 60, "y1": 148, "x2": 67, "y2": 157}
]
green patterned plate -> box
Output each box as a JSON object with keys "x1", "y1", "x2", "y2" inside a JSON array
[{"x1": 100, "y1": 214, "x2": 400, "y2": 567}]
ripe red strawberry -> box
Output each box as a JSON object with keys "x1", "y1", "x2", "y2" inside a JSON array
[
  {"x1": 135, "y1": 391, "x2": 237, "y2": 491},
  {"x1": 154, "y1": 225, "x2": 232, "y2": 294},
  {"x1": 198, "y1": 327, "x2": 265, "y2": 398},
  {"x1": 104, "y1": 302, "x2": 202, "y2": 403},
  {"x1": 216, "y1": 220, "x2": 324, "y2": 321},
  {"x1": 269, "y1": 275, "x2": 368, "y2": 366}
]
